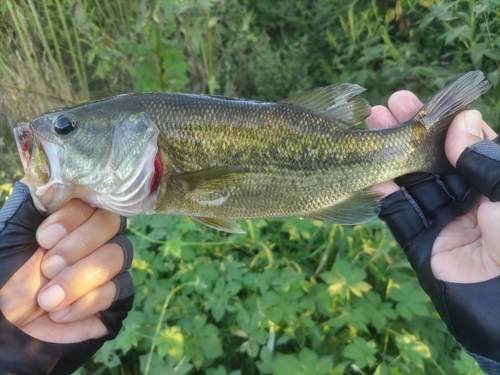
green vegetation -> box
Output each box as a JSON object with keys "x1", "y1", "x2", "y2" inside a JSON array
[{"x1": 1, "y1": 0, "x2": 499, "y2": 374}]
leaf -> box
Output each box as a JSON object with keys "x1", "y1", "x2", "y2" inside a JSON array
[
  {"x1": 93, "y1": 341, "x2": 121, "y2": 367},
  {"x1": 337, "y1": 306, "x2": 370, "y2": 332},
  {"x1": 443, "y1": 24, "x2": 471, "y2": 45},
  {"x1": 273, "y1": 348, "x2": 334, "y2": 375},
  {"x1": 394, "y1": 330, "x2": 431, "y2": 367},
  {"x1": 453, "y1": 351, "x2": 483, "y2": 375},
  {"x1": 256, "y1": 347, "x2": 274, "y2": 374},
  {"x1": 483, "y1": 48, "x2": 500, "y2": 61},
  {"x1": 273, "y1": 354, "x2": 302, "y2": 375},
  {"x1": 470, "y1": 43, "x2": 487, "y2": 69},
  {"x1": 353, "y1": 291, "x2": 396, "y2": 331},
  {"x1": 204, "y1": 278, "x2": 242, "y2": 321},
  {"x1": 140, "y1": 353, "x2": 193, "y2": 375},
  {"x1": 487, "y1": 68, "x2": 500, "y2": 88},
  {"x1": 342, "y1": 337, "x2": 377, "y2": 369},
  {"x1": 201, "y1": 324, "x2": 224, "y2": 358},
  {"x1": 155, "y1": 326, "x2": 184, "y2": 361},
  {"x1": 388, "y1": 281, "x2": 430, "y2": 320},
  {"x1": 207, "y1": 365, "x2": 227, "y2": 375},
  {"x1": 73, "y1": 2, "x2": 87, "y2": 26},
  {"x1": 321, "y1": 259, "x2": 371, "y2": 298}
]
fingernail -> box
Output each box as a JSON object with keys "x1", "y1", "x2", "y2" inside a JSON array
[
  {"x1": 42, "y1": 255, "x2": 68, "y2": 279},
  {"x1": 464, "y1": 110, "x2": 483, "y2": 139},
  {"x1": 37, "y1": 224, "x2": 66, "y2": 248},
  {"x1": 50, "y1": 306, "x2": 71, "y2": 322},
  {"x1": 38, "y1": 285, "x2": 66, "y2": 311}
]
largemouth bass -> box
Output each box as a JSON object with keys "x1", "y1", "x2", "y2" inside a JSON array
[{"x1": 14, "y1": 71, "x2": 488, "y2": 233}]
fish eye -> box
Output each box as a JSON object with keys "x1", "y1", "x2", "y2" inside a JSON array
[{"x1": 54, "y1": 115, "x2": 77, "y2": 136}]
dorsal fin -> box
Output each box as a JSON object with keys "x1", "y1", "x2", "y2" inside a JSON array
[{"x1": 280, "y1": 83, "x2": 371, "y2": 127}]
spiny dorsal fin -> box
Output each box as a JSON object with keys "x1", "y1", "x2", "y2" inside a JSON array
[
  {"x1": 191, "y1": 217, "x2": 245, "y2": 233},
  {"x1": 303, "y1": 190, "x2": 383, "y2": 225},
  {"x1": 280, "y1": 84, "x2": 371, "y2": 127}
]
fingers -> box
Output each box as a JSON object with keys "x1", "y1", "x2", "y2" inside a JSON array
[
  {"x1": 366, "y1": 91, "x2": 423, "y2": 127},
  {"x1": 34, "y1": 199, "x2": 130, "y2": 325},
  {"x1": 20, "y1": 312, "x2": 109, "y2": 343},
  {"x1": 36, "y1": 199, "x2": 97, "y2": 249},
  {"x1": 37, "y1": 201, "x2": 122, "y2": 279},
  {"x1": 387, "y1": 90, "x2": 423, "y2": 123},
  {"x1": 365, "y1": 91, "x2": 424, "y2": 197},
  {"x1": 477, "y1": 200, "x2": 500, "y2": 270},
  {"x1": 49, "y1": 281, "x2": 117, "y2": 323},
  {"x1": 0, "y1": 248, "x2": 46, "y2": 327},
  {"x1": 445, "y1": 110, "x2": 498, "y2": 167},
  {"x1": 37, "y1": 242, "x2": 124, "y2": 313},
  {"x1": 366, "y1": 105, "x2": 399, "y2": 128}
]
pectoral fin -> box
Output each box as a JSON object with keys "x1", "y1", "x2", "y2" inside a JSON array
[
  {"x1": 192, "y1": 216, "x2": 245, "y2": 234},
  {"x1": 304, "y1": 190, "x2": 383, "y2": 225},
  {"x1": 172, "y1": 166, "x2": 245, "y2": 195}
]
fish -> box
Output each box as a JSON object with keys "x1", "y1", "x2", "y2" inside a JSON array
[{"x1": 14, "y1": 71, "x2": 489, "y2": 233}]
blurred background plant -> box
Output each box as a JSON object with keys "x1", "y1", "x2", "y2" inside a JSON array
[{"x1": 1, "y1": 0, "x2": 499, "y2": 374}]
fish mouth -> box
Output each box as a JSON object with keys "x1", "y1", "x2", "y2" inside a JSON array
[
  {"x1": 14, "y1": 122, "x2": 35, "y2": 171},
  {"x1": 14, "y1": 122, "x2": 65, "y2": 213}
]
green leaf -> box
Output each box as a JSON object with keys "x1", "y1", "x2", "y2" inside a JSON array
[
  {"x1": 256, "y1": 347, "x2": 274, "y2": 374},
  {"x1": 73, "y1": 2, "x2": 86, "y2": 26},
  {"x1": 93, "y1": 341, "x2": 121, "y2": 367},
  {"x1": 353, "y1": 291, "x2": 396, "y2": 331},
  {"x1": 273, "y1": 354, "x2": 302, "y2": 375},
  {"x1": 394, "y1": 330, "x2": 431, "y2": 366},
  {"x1": 443, "y1": 24, "x2": 471, "y2": 45},
  {"x1": 140, "y1": 353, "x2": 193, "y2": 375},
  {"x1": 273, "y1": 348, "x2": 334, "y2": 375},
  {"x1": 155, "y1": 326, "x2": 184, "y2": 361},
  {"x1": 483, "y1": 48, "x2": 500, "y2": 61},
  {"x1": 206, "y1": 365, "x2": 227, "y2": 375},
  {"x1": 201, "y1": 325, "x2": 224, "y2": 358},
  {"x1": 453, "y1": 351, "x2": 483, "y2": 375},
  {"x1": 388, "y1": 281, "x2": 430, "y2": 319},
  {"x1": 321, "y1": 259, "x2": 371, "y2": 298},
  {"x1": 470, "y1": 43, "x2": 487, "y2": 69},
  {"x1": 342, "y1": 337, "x2": 377, "y2": 369}
]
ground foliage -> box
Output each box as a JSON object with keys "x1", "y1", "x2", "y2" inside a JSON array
[{"x1": 1, "y1": 0, "x2": 500, "y2": 374}]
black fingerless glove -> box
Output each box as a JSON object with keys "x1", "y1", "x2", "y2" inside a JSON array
[
  {"x1": 378, "y1": 138, "x2": 500, "y2": 375},
  {"x1": 0, "y1": 183, "x2": 134, "y2": 375}
]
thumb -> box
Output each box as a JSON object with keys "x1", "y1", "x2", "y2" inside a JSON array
[{"x1": 445, "y1": 110, "x2": 484, "y2": 167}]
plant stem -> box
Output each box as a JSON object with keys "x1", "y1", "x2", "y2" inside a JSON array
[{"x1": 144, "y1": 282, "x2": 196, "y2": 375}]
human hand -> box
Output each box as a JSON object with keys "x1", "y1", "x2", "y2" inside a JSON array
[
  {"x1": 367, "y1": 90, "x2": 500, "y2": 369},
  {"x1": 0, "y1": 182, "x2": 134, "y2": 373},
  {"x1": 366, "y1": 91, "x2": 499, "y2": 283}
]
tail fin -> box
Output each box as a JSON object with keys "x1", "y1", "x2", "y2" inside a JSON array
[
  {"x1": 413, "y1": 71, "x2": 489, "y2": 129},
  {"x1": 410, "y1": 71, "x2": 489, "y2": 173}
]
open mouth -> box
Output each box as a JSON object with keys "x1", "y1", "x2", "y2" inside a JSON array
[
  {"x1": 14, "y1": 122, "x2": 35, "y2": 171},
  {"x1": 14, "y1": 121, "x2": 51, "y2": 187}
]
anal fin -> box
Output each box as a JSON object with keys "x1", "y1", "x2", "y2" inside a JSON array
[
  {"x1": 304, "y1": 190, "x2": 383, "y2": 225},
  {"x1": 192, "y1": 216, "x2": 245, "y2": 234}
]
